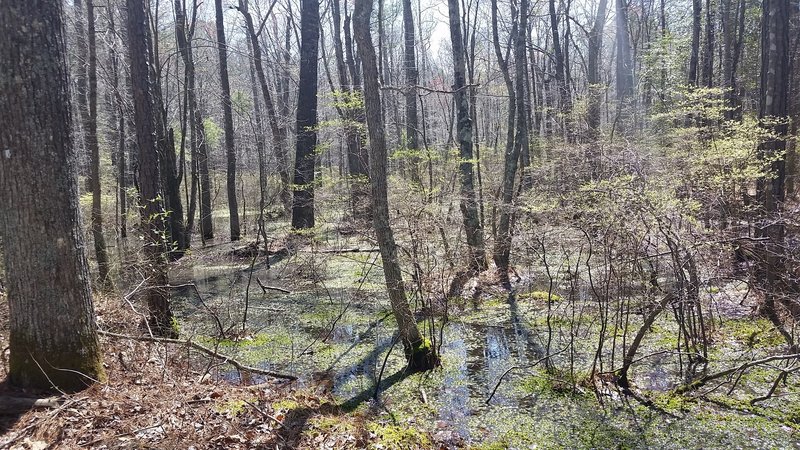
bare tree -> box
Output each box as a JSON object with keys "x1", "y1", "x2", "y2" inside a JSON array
[
  {"x1": 175, "y1": 0, "x2": 213, "y2": 241},
  {"x1": 215, "y1": 0, "x2": 241, "y2": 241},
  {"x1": 447, "y1": 0, "x2": 487, "y2": 279},
  {"x1": 354, "y1": 0, "x2": 437, "y2": 370},
  {"x1": 84, "y1": 0, "x2": 112, "y2": 285}
]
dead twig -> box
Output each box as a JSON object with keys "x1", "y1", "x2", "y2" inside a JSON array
[{"x1": 256, "y1": 277, "x2": 291, "y2": 294}]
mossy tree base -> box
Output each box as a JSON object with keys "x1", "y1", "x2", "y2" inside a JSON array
[
  {"x1": 9, "y1": 338, "x2": 105, "y2": 393},
  {"x1": 404, "y1": 338, "x2": 440, "y2": 371}
]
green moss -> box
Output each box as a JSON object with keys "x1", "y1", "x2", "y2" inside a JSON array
[
  {"x1": 519, "y1": 290, "x2": 563, "y2": 302},
  {"x1": 721, "y1": 318, "x2": 785, "y2": 348},
  {"x1": 367, "y1": 422, "x2": 431, "y2": 448},
  {"x1": 215, "y1": 398, "x2": 249, "y2": 416},
  {"x1": 650, "y1": 392, "x2": 690, "y2": 413},
  {"x1": 8, "y1": 332, "x2": 106, "y2": 392},
  {"x1": 272, "y1": 399, "x2": 302, "y2": 411}
]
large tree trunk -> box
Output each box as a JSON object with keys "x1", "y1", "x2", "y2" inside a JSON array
[
  {"x1": 0, "y1": 0, "x2": 104, "y2": 391},
  {"x1": 175, "y1": 0, "x2": 213, "y2": 242},
  {"x1": 447, "y1": 0, "x2": 487, "y2": 276},
  {"x1": 128, "y1": 0, "x2": 178, "y2": 338},
  {"x1": 291, "y1": 0, "x2": 320, "y2": 230},
  {"x1": 754, "y1": 0, "x2": 799, "y2": 329},
  {"x1": 353, "y1": 0, "x2": 437, "y2": 371},
  {"x1": 84, "y1": 0, "x2": 112, "y2": 286},
  {"x1": 215, "y1": 0, "x2": 241, "y2": 241}
]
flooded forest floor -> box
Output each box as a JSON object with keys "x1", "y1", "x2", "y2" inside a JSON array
[{"x1": 2, "y1": 212, "x2": 800, "y2": 449}]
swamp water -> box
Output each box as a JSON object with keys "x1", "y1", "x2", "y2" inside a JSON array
[{"x1": 167, "y1": 244, "x2": 799, "y2": 449}]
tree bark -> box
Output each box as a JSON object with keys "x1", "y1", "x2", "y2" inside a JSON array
[
  {"x1": 128, "y1": 0, "x2": 178, "y2": 337},
  {"x1": 291, "y1": 0, "x2": 320, "y2": 230},
  {"x1": 215, "y1": 0, "x2": 241, "y2": 241},
  {"x1": 0, "y1": 0, "x2": 104, "y2": 391},
  {"x1": 447, "y1": 0, "x2": 487, "y2": 275},
  {"x1": 354, "y1": 0, "x2": 437, "y2": 370}
]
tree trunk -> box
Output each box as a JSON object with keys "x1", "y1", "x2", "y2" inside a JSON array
[
  {"x1": 721, "y1": 0, "x2": 745, "y2": 119},
  {"x1": 107, "y1": 3, "x2": 127, "y2": 240},
  {"x1": 755, "y1": 0, "x2": 798, "y2": 325},
  {"x1": 701, "y1": 0, "x2": 715, "y2": 88},
  {"x1": 0, "y1": 0, "x2": 104, "y2": 391},
  {"x1": 615, "y1": 0, "x2": 635, "y2": 134},
  {"x1": 290, "y1": 0, "x2": 320, "y2": 230},
  {"x1": 447, "y1": 0, "x2": 487, "y2": 275},
  {"x1": 73, "y1": 0, "x2": 89, "y2": 182},
  {"x1": 353, "y1": 0, "x2": 437, "y2": 371},
  {"x1": 128, "y1": 0, "x2": 178, "y2": 338},
  {"x1": 587, "y1": 0, "x2": 609, "y2": 177},
  {"x1": 215, "y1": 0, "x2": 241, "y2": 241},
  {"x1": 403, "y1": 0, "x2": 422, "y2": 184},
  {"x1": 84, "y1": 0, "x2": 112, "y2": 286},
  {"x1": 147, "y1": 6, "x2": 187, "y2": 257},
  {"x1": 331, "y1": 0, "x2": 370, "y2": 221},
  {"x1": 549, "y1": 0, "x2": 573, "y2": 140},
  {"x1": 174, "y1": 0, "x2": 213, "y2": 242},
  {"x1": 245, "y1": 19, "x2": 269, "y2": 245},
  {"x1": 689, "y1": 0, "x2": 702, "y2": 86},
  {"x1": 494, "y1": 0, "x2": 528, "y2": 287}
]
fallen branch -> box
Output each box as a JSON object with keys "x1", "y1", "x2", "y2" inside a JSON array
[
  {"x1": 676, "y1": 353, "x2": 800, "y2": 394},
  {"x1": 98, "y1": 330, "x2": 297, "y2": 380},
  {"x1": 316, "y1": 248, "x2": 379, "y2": 254},
  {"x1": 256, "y1": 277, "x2": 291, "y2": 294}
]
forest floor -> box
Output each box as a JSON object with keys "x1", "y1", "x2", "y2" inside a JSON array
[{"x1": 0, "y1": 293, "x2": 401, "y2": 449}]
